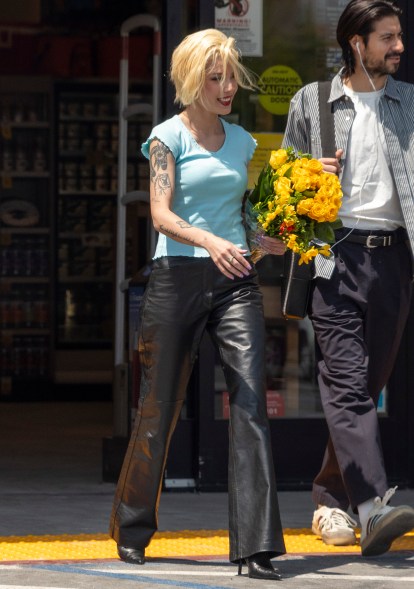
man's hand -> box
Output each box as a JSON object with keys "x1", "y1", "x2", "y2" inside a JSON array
[{"x1": 319, "y1": 149, "x2": 343, "y2": 175}]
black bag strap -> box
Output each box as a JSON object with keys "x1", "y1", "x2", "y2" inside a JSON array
[{"x1": 318, "y1": 81, "x2": 336, "y2": 157}]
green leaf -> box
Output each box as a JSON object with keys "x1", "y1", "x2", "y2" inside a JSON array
[
  {"x1": 250, "y1": 167, "x2": 266, "y2": 205},
  {"x1": 284, "y1": 165, "x2": 293, "y2": 178},
  {"x1": 260, "y1": 166, "x2": 274, "y2": 200},
  {"x1": 314, "y1": 222, "x2": 335, "y2": 244},
  {"x1": 330, "y1": 219, "x2": 343, "y2": 230}
]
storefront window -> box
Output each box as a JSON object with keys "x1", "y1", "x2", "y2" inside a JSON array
[
  {"x1": 221, "y1": 0, "x2": 346, "y2": 133},
  {"x1": 212, "y1": 307, "x2": 321, "y2": 421}
]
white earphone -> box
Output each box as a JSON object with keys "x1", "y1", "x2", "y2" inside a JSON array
[{"x1": 354, "y1": 39, "x2": 378, "y2": 91}]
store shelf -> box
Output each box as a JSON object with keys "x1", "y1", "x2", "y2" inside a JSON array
[
  {"x1": 1, "y1": 329, "x2": 51, "y2": 336},
  {"x1": 55, "y1": 80, "x2": 151, "y2": 357},
  {"x1": 1, "y1": 172, "x2": 50, "y2": 179},
  {"x1": 60, "y1": 115, "x2": 118, "y2": 122},
  {"x1": 1, "y1": 277, "x2": 49, "y2": 284},
  {"x1": 58, "y1": 276, "x2": 113, "y2": 283},
  {"x1": 0, "y1": 79, "x2": 152, "y2": 391},
  {"x1": 59, "y1": 190, "x2": 116, "y2": 196},
  {"x1": 2, "y1": 122, "x2": 50, "y2": 129},
  {"x1": 0, "y1": 228, "x2": 50, "y2": 235},
  {"x1": 0, "y1": 77, "x2": 54, "y2": 399}
]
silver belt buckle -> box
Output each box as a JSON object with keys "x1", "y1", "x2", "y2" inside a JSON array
[
  {"x1": 366, "y1": 235, "x2": 392, "y2": 248},
  {"x1": 366, "y1": 235, "x2": 378, "y2": 248}
]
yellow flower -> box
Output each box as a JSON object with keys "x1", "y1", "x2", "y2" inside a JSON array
[
  {"x1": 277, "y1": 162, "x2": 293, "y2": 177},
  {"x1": 296, "y1": 198, "x2": 314, "y2": 216},
  {"x1": 299, "y1": 246, "x2": 319, "y2": 265},
  {"x1": 274, "y1": 176, "x2": 292, "y2": 194},
  {"x1": 293, "y1": 177, "x2": 310, "y2": 193},
  {"x1": 269, "y1": 149, "x2": 289, "y2": 170},
  {"x1": 318, "y1": 244, "x2": 332, "y2": 257},
  {"x1": 309, "y1": 202, "x2": 328, "y2": 221},
  {"x1": 290, "y1": 167, "x2": 315, "y2": 192},
  {"x1": 276, "y1": 192, "x2": 291, "y2": 205},
  {"x1": 284, "y1": 204, "x2": 296, "y2": 217},
  {"x1": 286, "y1": 234, "x2": 298, "y2": 248},
  {"x1": 305, "y1": 158, "x2": 324, "y2": 174},
  {"x1": 318, "y1": 184, "x2": 340, "y2": 200},
  {"x1": 292, "y1": 158, "x2": 305, "y2": 171},
  {"x1": 326, "y1": 205, "x2": 339, "y2": 222},
  {"x1": 289, "y1": 242, "x2": 301, "y2": 254},
  {"x1": 332, "y1": 195, "x2": 342, "y2": 208},
  {"x1": 284, "y1": 218, "x2": 296, "y2": 228},
  {"x1": 314, "y1": 191, "x2": 329, "y2": 204}
]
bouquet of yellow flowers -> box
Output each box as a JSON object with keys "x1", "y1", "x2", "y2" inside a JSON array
[{"x1": 247, "y1": 147, "x2": 343, "y2": 265}]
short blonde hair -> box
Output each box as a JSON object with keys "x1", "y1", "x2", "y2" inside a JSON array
[{"x1": 170, "y1": 28, "x2": 256, "y2": 107}]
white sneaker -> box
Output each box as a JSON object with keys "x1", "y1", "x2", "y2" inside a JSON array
[
  {"x1": 312, "y1": 505, "x2": 357, "y2": 546},
  {"x1": 360, "y1": 487, "x2": 414, "y2": 557}
]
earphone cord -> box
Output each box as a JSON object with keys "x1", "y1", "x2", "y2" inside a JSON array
[
  {"x1": 330, "y1": 220, "x2": 360, "y2": 252},
  {"x1": 357, "y1": 44, "x2": 378, "y2": 92},
  {"x1": 331, "y1": 43, "x2": 388, "y2": 252}
]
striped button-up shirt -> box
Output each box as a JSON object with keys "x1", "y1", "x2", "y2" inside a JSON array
[{"x1": 282, "y1": 70, "x2": 414, "y2": 256}]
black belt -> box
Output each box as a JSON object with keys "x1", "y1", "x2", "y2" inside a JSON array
[{"x1": 337, "y1": 228, "x2": 407, "y2": 248}]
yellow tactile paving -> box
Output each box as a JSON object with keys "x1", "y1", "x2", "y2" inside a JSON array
[{"x1": 0, "y1": 529, "x2": 413, "y2": 562}]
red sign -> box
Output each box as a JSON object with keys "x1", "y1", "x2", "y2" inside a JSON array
[{"x1": 222, "y1": 390, "x2": 285, "y2": 419}]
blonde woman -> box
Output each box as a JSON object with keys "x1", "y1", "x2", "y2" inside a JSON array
[{"x1": 109, "y1": 28, "x2": 286, "y2": 580}]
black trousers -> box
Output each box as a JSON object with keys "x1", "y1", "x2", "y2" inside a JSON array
[
  {"x1": 310, "y1": 233, "x2": 412, "y2": 511},
  {"x1": 109, "y1": 257, "x2": 285, "y2": 562}
]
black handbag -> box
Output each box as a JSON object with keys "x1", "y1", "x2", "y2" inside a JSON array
[
  {"x1": 281, "y1": 250, "x2": 314, "y2": 319},
  {"x1": 281, "y1": 81, "x2": 335, "y2": 320}
]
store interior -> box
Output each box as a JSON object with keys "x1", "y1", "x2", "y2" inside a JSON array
[{"x1": 0, "y1": 1, "x2": 160, "y2": 404}]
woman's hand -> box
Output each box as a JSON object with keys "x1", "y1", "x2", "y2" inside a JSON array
[
  {"x1": 319, "y1": 149, "x2": 343, "y2": 175},
  {"x1": 259, "y1": 235, "x2": 286, "y2": 256},
  {"x1": 204, "y1": 235, "x2": 252, "y2": 280}
]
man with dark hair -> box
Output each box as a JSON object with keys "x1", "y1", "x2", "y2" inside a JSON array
[{"x1": 283, "y1": 0, "x2": 414, "y2": 556}]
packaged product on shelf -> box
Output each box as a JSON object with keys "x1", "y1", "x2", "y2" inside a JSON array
[
  {"x1": 33, "y1": 291, "x2": 49, "y2": 327},
  {"x1": 67, "y1": 101, "x2": 81, "y2": 117},
  {"x1": 94, "y1": 164, "x2": 110, "y2": 191},
  {"x1": 79, "y1": 164, "x2": 94, "y2": 191},
  {"x1": 66, "y1": 123, "x2": 80, "y2": 151},
  {"x1": 60, "y1": 216, "x2": 86, "y2": 233},
  {"x1": 15, "y1": 143, "x2": 29, "y2": 172},
  {"x1": 82, "y1": 101, "x2": 96, "y2": 117},
  {"x1": 33, "y1": 138, "x2": 47, "y2": 172}
]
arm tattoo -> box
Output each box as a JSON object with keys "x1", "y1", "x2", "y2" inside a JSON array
[
  {"x1": 160, "y1": 224, "x2": 197, "y2": 246},
  {"x1": 149, "y1": 142, "x2": 172, "y2": 196},
  {"x1": 150, "y1": 141, "x2": 169, "y2": 176},
  {"x1": 176, "y1": 220, "x2": 192, "y2": 229}
]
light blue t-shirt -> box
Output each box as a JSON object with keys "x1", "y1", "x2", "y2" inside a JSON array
[{"x1": 141, "y1": 114, "x2": 257, "y2": 258}]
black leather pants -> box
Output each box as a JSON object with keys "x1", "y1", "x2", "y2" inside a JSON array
[{"x1": 109, "y1": 257, "x2": 285, "y2": 562}]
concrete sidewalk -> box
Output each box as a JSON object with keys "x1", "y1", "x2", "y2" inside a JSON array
[
  {"x1": 1, "y1": 402, "x2": 414, "y2": 588},
  {"x1": 1, "y1": 488, "x2": 414, "y2": 589}
]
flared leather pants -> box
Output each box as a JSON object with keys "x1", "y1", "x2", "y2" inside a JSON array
[{"x1": 109, "y1": 256, "x2": 286, "y2": 562}]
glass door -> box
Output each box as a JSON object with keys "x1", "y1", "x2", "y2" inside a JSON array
[{"x1": 179, "y1": 0, "x2": 414, "y2": 489}]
